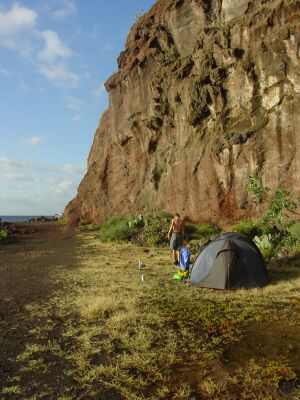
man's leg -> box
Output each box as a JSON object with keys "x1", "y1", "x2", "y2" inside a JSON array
[
  {"x1": 172, "y1": 250, "x2": 177, "y2": 263},
  {"x1": 176, "y1": 250, "x2": 180, "y2": 265}
]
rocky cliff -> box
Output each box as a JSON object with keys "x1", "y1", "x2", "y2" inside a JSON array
[{"x1": 65, "y1": 0, "x2": 300, "y2": 226}]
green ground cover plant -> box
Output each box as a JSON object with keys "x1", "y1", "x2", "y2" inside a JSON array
[{"x1": 0, "y1": 230, "x2": 8, "y2": 244}]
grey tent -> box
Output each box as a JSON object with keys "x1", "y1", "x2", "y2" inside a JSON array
[{"x1": 190, "y1": 232, "x2": 268, "y2": 289}]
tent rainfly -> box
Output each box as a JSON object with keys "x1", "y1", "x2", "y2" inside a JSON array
[{"x1": 190, "y1": 232, "x2": 268, "y2": 289}]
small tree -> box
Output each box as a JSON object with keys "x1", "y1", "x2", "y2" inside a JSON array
[
  {"x1": 245, "y1": 172, "x2": 269, "y2": 203},
  {"x1": 245, "y1": 172, "x2": 299, "y2": 229}
]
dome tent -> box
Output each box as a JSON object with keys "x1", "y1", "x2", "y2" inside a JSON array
[{"x1": 190, "y1": 232, "x2": 268, "y2": 289}]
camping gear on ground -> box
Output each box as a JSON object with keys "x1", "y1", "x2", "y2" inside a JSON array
[
  {"x1": 179, "y1": 247, "x2": 191, "y2": 271},
  {"x1": 172, "y1": 272, "x2": 185, "y2": 281},
  {"x1": 190, "y1": 232, "x2": 268, "y2": 289}
]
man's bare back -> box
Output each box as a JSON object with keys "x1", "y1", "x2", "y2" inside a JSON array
[{"x1": 172, "y1": 218, "x2": 184, "y2": 234}]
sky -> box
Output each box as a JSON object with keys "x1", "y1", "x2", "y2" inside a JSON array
[{"x1": 0, "y1": 0, "x2": 156, "y2": 215}]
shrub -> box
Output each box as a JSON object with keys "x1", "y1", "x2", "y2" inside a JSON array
[
  {"x1": 160, "y1": 48, "x2": 180, "y2": 64},
  {"x1": 145, "y1": 115, "x2": 163, "y2": 131},
  {"x1": 154, "y1": 210, "x2": 172, "y2": 220},
  {"x1": 232, "y1": 218, "x2": 259, "y2": 238},
  {"x1": 253, "y1": 234, "x2": 277, "y2": 260},
  {"x1": 147, "y1": 235, "x2": 164, "y2": 247},
  {"x1": 78, "y1": 223, "x2": 100, "y2": 232},
  {"x1": 262, "y1": 188, "x2": 298, "y2": 227},
  {"x1": 99, "y1": 216, "x2": 136, "y2": 242},
  {"x1": 289, "y1": 222, "x2": 300, "y2": 239},
  {"x1": 0, "y1": 230, "x2": 8, "y2": 244},
  {"x1": 128, "y1": 215, "x2": 146, "y2": 228},
  {"x1": 245, "y1": 172, "x2": 269, "y2": 203},
  {"x1": 186, "y1": 223, "x2": 219, "y2": 241}
]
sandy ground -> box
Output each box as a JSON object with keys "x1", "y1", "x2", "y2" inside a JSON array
[{"x1": 0, "y1": 223, "x2": 78, "y2": 398}]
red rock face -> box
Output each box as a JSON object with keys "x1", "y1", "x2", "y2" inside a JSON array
[{"x1": 65, "y1": 0, "x2": 300, "y2": 226}]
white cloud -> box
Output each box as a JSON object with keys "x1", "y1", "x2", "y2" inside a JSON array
[
  {"x1": 0, "y1": 155, "x2": 28, "y2": 182},
  {"x1": 92, "y1": 83, "x2": 105, "y2": 98},
  {"x1": 0, "y1": 4, "x2": 38, "y2": 56},
  {"x1": 0, "y1": 155, "x2": 26, "y2": 170},
  {"x1": 38, "y1": 30, "x2": 71, "y2": 62},
  {"x1": 50, "y1": 0, "x2": 77, "y2": 19},
  {"x1": 56, "y1": 179, "x2": 73, "y2": 193},
  {"x1": 62, "y1": 164, "x2": 85, "y2": 174},
  {"x1": 25, "y1": 136, "x2": 46, "y2": 146},
  {"x1": 0, "y1": 4, "x2": 37, "y2": 37},
  {"x1": 0, "y1": 154, "x2": 84, "y2": 214},
  {"x1": 65, "y1": 95, "x2": 83, "y2": 110},
  {"x1": 38, "y1": 63, "x2": 80, "y2": 87},
  {"x1": 0, "y1": 5, "x2": 79, "y2": 88}
]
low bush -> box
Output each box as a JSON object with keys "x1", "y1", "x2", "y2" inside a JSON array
[
  {"x1": 153, "y1": 210, "x2": 173, "y2": 220},
  {"x1": 78, "y1": 222, "x2": 100, "y2": 232},
  {"x1": 254, "y1": 234, "x2": 278, "y2": 260},
  {"x1": 99, "y1": 214, "x2": 220, "y2": 248},
  {"x1": 289, "y1": 222, "x2": 300, "y2": 239},
  {"x1": 232, "y1": 218, "x2": 259, "y2": 238},
  {"x1": 186, "y1": 223, "x2": 219, "y2": 241},
  {"x1": 99, "y1": 216, "x2": 136, "y2": 242},
  {"x1": 147, "y1": 234, "x2": 164, "y2": 247},
  {"x1": 0, "y1": 230, "x2": 8, "y2": 244}
]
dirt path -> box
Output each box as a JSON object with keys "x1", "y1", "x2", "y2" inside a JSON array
[{"x1": 0, "y1": 223, "x2": 78, "y2": 399}]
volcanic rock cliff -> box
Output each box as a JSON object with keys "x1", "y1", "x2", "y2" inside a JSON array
[{"x1": 65, "y1": 0, "x2": 300, "y2": 226}]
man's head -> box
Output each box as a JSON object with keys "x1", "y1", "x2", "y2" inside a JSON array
[{"x1": 174, "y1": 212, "x2": 180, "y2": 220}]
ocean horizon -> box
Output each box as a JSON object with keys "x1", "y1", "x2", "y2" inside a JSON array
[{"x1": 1, "y1": 216, "x2": 54, "y2": 222}]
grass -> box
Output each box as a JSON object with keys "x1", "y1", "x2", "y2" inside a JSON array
[
  {"x1": 5, "y1": 232, "x2": 300, "y2": 399},
  {"x1": 62, "y1": 235, "x2": 300, "y2": 398}
]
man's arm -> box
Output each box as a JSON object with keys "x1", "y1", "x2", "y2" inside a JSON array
[{"x1": 168, "y1": 220, "x2": 174, "y2": 239}]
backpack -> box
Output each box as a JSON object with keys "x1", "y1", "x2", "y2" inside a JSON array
[{"x1": 180, "y1": 247, "x2": 190, "y2": 271}]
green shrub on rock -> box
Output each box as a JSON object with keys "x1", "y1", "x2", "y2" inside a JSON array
[{"x1": 99, "y1": 216, "x2": 136, "y2": 242}]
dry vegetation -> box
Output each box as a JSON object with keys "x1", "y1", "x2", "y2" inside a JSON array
[{"x1": 2, "y1": 232, "x2": 300, "y2": 399}]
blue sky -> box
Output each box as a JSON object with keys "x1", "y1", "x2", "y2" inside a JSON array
[{"x1": 0, "y1": 0, "x2": 156, "y2": 215}]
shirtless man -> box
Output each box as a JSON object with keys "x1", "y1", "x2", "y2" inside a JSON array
[{"x1": 168, "y1": 213, "x2": 185, "y2": 265}]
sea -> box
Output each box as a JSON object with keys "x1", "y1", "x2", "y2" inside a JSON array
[{"x1": 1, "y1": 216, "x2": 53, "y2": 222}]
